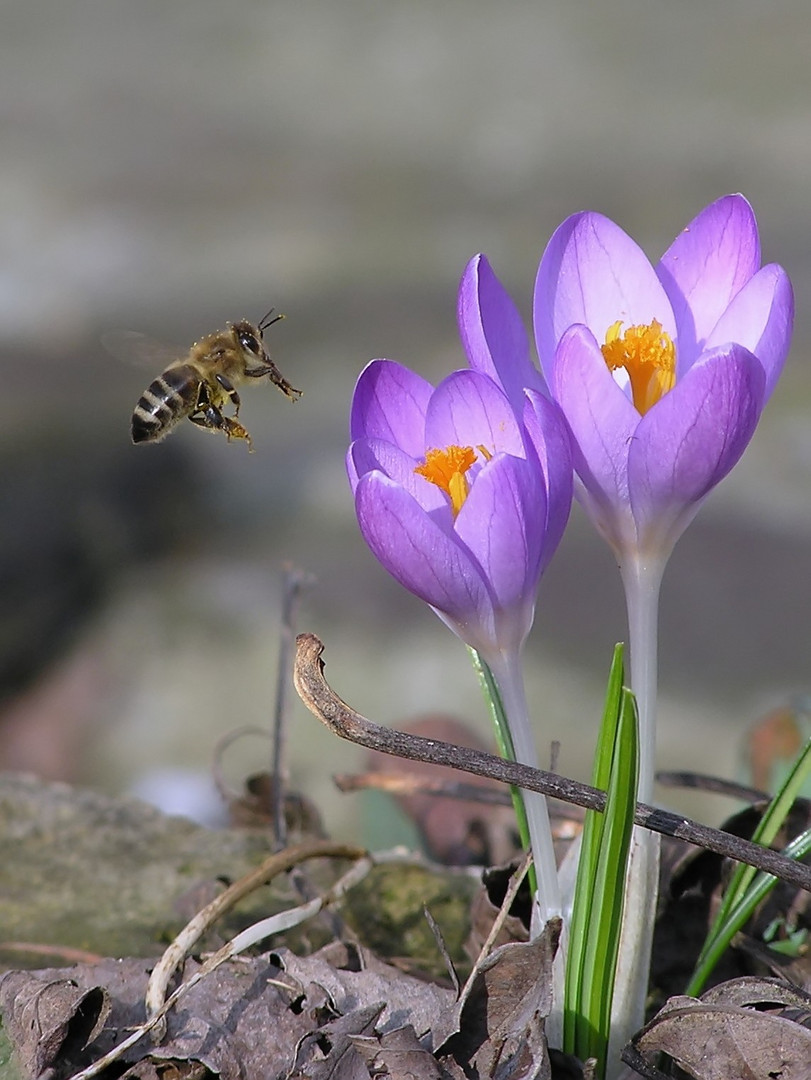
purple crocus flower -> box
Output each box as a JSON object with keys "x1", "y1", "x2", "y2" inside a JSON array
[
  {"x1": 347, "y1": 290, "x2": 574, "y2": 928},
  {"x1": 460, "y1": 202, "x2": 793, "y2": 1048},
  {"x1": 530, "y1": 193, "x2": 794, "y2": 563},
  {"x1": 347, "y1": 359, "x2": 572, "y2": 661},
  {"x1": 529, "y1": 196, "x2": 793, "y2": 1052}
]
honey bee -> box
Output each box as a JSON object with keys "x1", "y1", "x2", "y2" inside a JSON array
[{"x1": 113, "y1": 310, "x2": 301, "y2": 449}]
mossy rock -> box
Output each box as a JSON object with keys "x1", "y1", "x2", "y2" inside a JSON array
[
  {"x1": 0, "y1": 773, "x2": 475, "y2": 975},
  {"x1": 342, "y1": 860, "x2": 477, "y2": 979}
]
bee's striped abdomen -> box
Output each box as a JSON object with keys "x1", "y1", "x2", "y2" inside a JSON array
[{"x1": 131, "y1": 365, "x2": 200, "y2": 443}]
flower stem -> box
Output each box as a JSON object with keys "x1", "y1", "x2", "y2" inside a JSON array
[
  {"x1": 469, "y1": 648, "x2": 539, "y2": 900},
  {"x1": 476, "y1": 648, "x2": 561, "y2": 928},
  {"x1": 606, "y1": 554, "x2": 665, "y2": 1070},
  {"x1": 619, "y1": 555, "x2": 664, "y2": 806}
]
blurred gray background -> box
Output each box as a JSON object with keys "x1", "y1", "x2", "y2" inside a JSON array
[{"x1": 3, "y1": 0, "x2": 811, "y2": 838}]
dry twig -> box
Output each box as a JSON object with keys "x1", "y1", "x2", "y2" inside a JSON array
[
  {"x1": 271, "y1": 565, "x2": 314, "y2": 847},
  {"x1": 458, "y1": 851, "x2": 533, "y2": 1010},
  {"x1": 294, "y1": 633, "x2": 811, "y2": 893},
  {"x1": 145, "y1": 838, "x2": 364, "y2": 1033}
]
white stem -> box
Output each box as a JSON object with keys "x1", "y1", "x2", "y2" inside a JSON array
[
  {"x1": 619, "y1": 555, "x2": 664, "y2": 806},
  {"x1": 606, "y1": 554, "x2": 666, "y2": 1074},
  {"x1": 486, "y1": 648, "x2": 566, "y2": 1050},
  {"x1": 486, "y1": 649, "x2": 561, "y2": 927}
]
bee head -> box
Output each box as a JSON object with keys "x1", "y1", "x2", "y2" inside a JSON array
[
  {"x1": 230, "y1": 320, "x2": 267, "y2": 372},
  {"x1": 233, "y1": 312, "x2": 285, "y2": 372}
]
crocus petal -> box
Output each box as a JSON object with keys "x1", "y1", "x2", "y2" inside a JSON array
[
  {"x1": 553, "y1": 325, "x2": 638, "y2": 514},
  {"x1": 705, "y1": 263, "x2": 794, "y2": 402},
  {"x1": 354, "y1": 470, "x2": 494, "y2": 635},
  {"x1": 425, "y1": 369, "x2": 525, "y2": 457},
  {"x1": 347, "y1": 438, "x2": 448, "y2": 515},
  {"x1": 657, "y1": 194, "x2": 760, "y2": 367},
  {"x1": 349, "y1": 360, "x2": 432, "y2": 456},
  {"x1": 458, "y1": 254, "x2": 546, "y2": 415},
  {"x1": 522, "y1": 390, "x2": 573, "y2": 572},
  {"x1": 455, "y1": 453, "x2": 547, "y2": 628},
  {"x1": 535, "y1": 211, "x2": 675, "y2": 384},
  {"x1": 629, "y1": 344, "x2": 766, "y2": 552}
]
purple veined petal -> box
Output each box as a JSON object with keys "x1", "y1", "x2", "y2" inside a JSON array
[
  {"x1": 458, "y1": 254, "x2": 546, "y2": 415},
  {"x1": 628, "y1": 344, "x2": 766, "y2": 553},
  {"x1": 552, "y1": 325, "x2": 638, "y2": 516},
  {"x1": 705, "y1": 263, "x2": 794, "y2": 403},
  {"x1": 425, "y1": 369, "x2": 525, "y2": 457},
  {"x1": 534, "y1": 211, "x2": 675, "y2": 386},
  {"x1": 349, "y1": 359, "x2": 432, "y2": 457},
  {"x1": 354, "y1": 470, "x2": 494, "y2": 635},
  {"x1": 522, "y1": 389, "x2": 573, "y2": 573},
  {"x1": 454, "y1": 453, "x2": 546, "y2": 650},
  {"x1": 347, "y1": 438, "x2": 448, "y2": 513},
  {"x1": 657, "y1": 194, "x2": 760, "y2": 369}
]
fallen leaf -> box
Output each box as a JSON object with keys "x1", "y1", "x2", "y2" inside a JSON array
[
  {"x1": 0, "y1": 968, "x2": 110, "y2": 1075},
  {"x1": 436, "y1": 917, "x2": 560, "y2": 1079},
  {"x1": 627, "y1": 976, "x2": 811, "y2": 1079},
  {"x1": 351, "y1": 1024, "x2": 447, "y2": 1080}
]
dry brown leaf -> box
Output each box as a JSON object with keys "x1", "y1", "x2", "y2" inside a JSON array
[
  {"x1": 435, "y1": 917, "x2": 560, "y2": 1079},
  {"x1": 627, "y1": 976, "x2": 811, "y2": 1079},
  {"x1": 466, "y1": 860, "x2": 531, "y2": 959},
  {"x1": 290, "y1": 1003, "x2": 384, "y2": 1079},
  {"x1": 350, "y1": 1024, "x2": 447, "y2": 1080},
  {"x1": 0, "y1": 968, "x2": 110, "y2": 1075},
  {"x1": 0, "y1": 944, "x2": 457, "y2": 1078},
  {"x1": 271, "y1": 944, "x2": 454, "y2": 1039}
]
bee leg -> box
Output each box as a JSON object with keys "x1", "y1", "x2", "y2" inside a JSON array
[
  {"x1": 214, "y1": 374, "x2": 255, "y2": 449},
  {"x1": 188, "y1": 381, "x2": 225, "y2": 432},
  {"x1": 189, "y1": 409, "x2": 253, "y2": 449},
  {"x1": 188, "y1": 381, "x2": 253, "y2": 450},
  {"x1": 222, "y1": 416, "x2": 254, "y2": 451},
  {"x1": 245, "y1": 363, "x2": 302, "y2": 401},
  {"x1": 215, "y1": 373, "x2": 241, "y2": 416}
]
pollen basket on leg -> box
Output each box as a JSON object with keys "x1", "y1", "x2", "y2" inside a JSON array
[{"x1": 601, "y1": 319, "x2": 676, "y2": 414}]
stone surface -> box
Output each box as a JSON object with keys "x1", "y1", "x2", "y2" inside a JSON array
[{"x1": 0, "y1": 773, "x2": 476, "y2": 976}]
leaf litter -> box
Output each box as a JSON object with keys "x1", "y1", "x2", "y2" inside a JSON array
[
  {"x1": 3, "y1": 665, "x2": 811, "y2": 1078},
  {"x1": 0, "y1": 928, "x2": 564, "y2": 1079}
]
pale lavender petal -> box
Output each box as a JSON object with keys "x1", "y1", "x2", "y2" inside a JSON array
[
  {"x1": 346, "y1": 441, "x2": 365, "y2": 492},
  {"x1": 426, "y1": 369, "x2": 525, "y2": 457},
  {"x1": 355, "y1": 471, "x2": 493, "y2": 631},
  {"x1": 629, "y1": 345, "x2": 766, "y2": 548},
  {"x1": 705, "y1": 263, "x2": 794, "y2": 402},
  {"x1": 349, "y1": 360, "x2": 432, "y2": 456},
  {"x1": 455, "y1": 454, "x2": 547, "y2": 621},
  {"x1": 522, "y1": 390, "x2": 573, "y2": 572},
  {"x1": 347, "y1": 438, "x2": 448, "y2": 513},
  {"x1": 552, "y1": 325, "x2": 638, "y2": 514},
  {"x1": 458, "y1": 254, "x2": 546, "y2": 414},
  {"x1": 534, "y1": 211, "x2": 675, "y2": 385},
  {"x1": 657, "y1": 194, "x2": 760, "y2": 366}
]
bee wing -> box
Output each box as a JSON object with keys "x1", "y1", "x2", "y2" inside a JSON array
[{"x1": 102, "y1": 330, "x2": 184, "y2": 370}]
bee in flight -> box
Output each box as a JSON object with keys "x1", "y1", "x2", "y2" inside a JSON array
[{"x1": 115, "y1": 310, "x2": 301, "y2": 449}]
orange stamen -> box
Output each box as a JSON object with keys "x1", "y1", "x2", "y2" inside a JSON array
[
  {"x1": 601, "y1": 319, "x2": 676, "y2": 414},
  {"x1": 415, "y1": 444, "x2": 479, "y2": 516}
]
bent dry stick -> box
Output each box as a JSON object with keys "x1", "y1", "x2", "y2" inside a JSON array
[{"x1": 294, "y1": 633, "x2": 811, "y2": 893}]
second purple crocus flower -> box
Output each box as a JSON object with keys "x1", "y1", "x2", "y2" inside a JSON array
[
  {"x1": 347, "y1": 278, "x2": 574, "y2": 928},
  {"x1": 347, "y1": 360, "x2": 572, "y2": 664}
]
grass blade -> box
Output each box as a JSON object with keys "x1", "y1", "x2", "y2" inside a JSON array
[
  {"x1": 687, "y1": 737, "x2": 811, "y2": 996},
  {"x1": 564, "y1": 645, "x2": 638, "y2": 1078}
]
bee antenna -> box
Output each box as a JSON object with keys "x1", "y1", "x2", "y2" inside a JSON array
[{"x1": 259, "y1": 307, "x2": 285, "y2": 332}]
